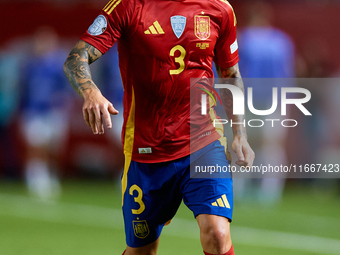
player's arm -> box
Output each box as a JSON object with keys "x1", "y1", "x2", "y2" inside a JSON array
[
  {"x1": 63, "y1": 40, "x2": 118, "y2": 134},
  {"x1": 216, "y1": 63, "x2": 255, "y2": 167}
]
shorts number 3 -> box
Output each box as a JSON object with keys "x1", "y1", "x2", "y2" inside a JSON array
[{"x1": 129, "y1": 184, "x2": 146, "y2": 214}]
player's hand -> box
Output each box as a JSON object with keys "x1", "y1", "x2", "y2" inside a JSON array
[
  {"x1": 82, "y1": 89, "x2": 118, "y2": 134},
  {"x1": 232, "y1": 136, "x2": 255, "y2": 168}
]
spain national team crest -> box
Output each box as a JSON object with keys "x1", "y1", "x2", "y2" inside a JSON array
[
  {"x1": 133, "y1": 220, "x2": 149, "y2": 239},
  {"x1": 195, "y1": 15, "x2": 211, "y2": 40},
  {"x1": 170, "y1": 15, "x2": 186, "y2": 39}
]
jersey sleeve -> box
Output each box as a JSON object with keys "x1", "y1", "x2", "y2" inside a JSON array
[
  {"x1": 213, "y1": 2, "x2": 239, "y2": 68},
  {"x1": 80, "y1": 0, "x2": 139, "y2": 54}
]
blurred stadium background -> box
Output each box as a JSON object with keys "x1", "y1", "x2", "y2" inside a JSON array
[{"x1": 0, "y1": 0, "x2": 340, "y2": 254}]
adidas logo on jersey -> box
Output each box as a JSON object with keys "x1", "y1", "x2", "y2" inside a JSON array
[
  {"x1": 138, "y1": 147, "x2": 152, "y2": 154},
  {"x1": 144, "y1": 21, "x2": 165, "y2": 35},
  {"x1": 211, "y1": 194, "x2": 231, "y2": 208}
]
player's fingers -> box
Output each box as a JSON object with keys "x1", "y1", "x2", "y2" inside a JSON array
[
  {"x1": 249, "y1": 150, "x2": 255, "y2": 168},
  {"x1": 100, "y1": 123, "x2": 104, "y2": 134},
  {"x1": 234, "y1": 143, "x2": 249, "y2": 167},
  {"x1": 102, "y1": 105, "x2": 113, "y2": 129},
  {"x1": 82, "y1": 107, "x2": 90, "y2": 128},
  {"x1": 235, "y1": 160, "x2": 247, "y2": 167},
  {"x1": 108, "y1": 103, "x2": 119, "y2": 115},
  {"x1": 93, "y1": 105, "x2": 104, "y2": 134},
  {"x1": 243, "y1": 148, "x2": 255, "y2": 168},
  {"x1": 88, "y1": 109, "x2": 98, "y2": 134},
  {"x1": 234, "y1": 145, "x2": 245, "y2": 163}
]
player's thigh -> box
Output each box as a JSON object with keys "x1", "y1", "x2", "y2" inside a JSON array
[
  {"x1": 122, "y1": 160, "x2": 185, "y2": 248},
  {"x1": 182, "y1": 140, "x2": 234, "y2": 221}
]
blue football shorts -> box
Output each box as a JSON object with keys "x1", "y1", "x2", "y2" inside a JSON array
[{"x1": 122, "y1": 140, "x2": 233, "y2": 247}]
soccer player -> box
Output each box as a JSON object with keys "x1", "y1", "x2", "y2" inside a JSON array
[{"x1": 64, "y1": 0, "x2": 254, "y2": 254}]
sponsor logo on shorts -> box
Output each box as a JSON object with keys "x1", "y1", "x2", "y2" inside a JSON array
[
  {"x1": 133, "y1": 220, "x2": 149, "y2": 239},
  {"x1": 211, "y1": 194, "x2": 231, "y2": 208}
]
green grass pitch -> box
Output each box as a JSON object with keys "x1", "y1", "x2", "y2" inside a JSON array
[{"x1": 0, "y1": 180, "x2": 339, "y2": 255}]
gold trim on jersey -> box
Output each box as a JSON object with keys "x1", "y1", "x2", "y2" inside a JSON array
[
  {"x1": 121, "y1": 88, "x2": 136, "y2": 206},
  {"x1": 103, "y1": 0, "x2": 122, "y2": 15},
  {"x1": 218, "y1": 0, "x2": 237, "y2": 26},
  {"x1": 208, "y1": 96, "x2": 232, "y2": 161}
]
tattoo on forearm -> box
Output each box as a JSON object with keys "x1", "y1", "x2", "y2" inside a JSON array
[
  {"x1": 87, "y1": 46, "x2": 101, "y2": 64},
  {"x1": 63, "y1": 41, "x2": 102, "y2": 96}
]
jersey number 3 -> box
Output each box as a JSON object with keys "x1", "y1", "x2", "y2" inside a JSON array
[{"x1": 169, "y1": 45, "x2": 186, "y2": 75}]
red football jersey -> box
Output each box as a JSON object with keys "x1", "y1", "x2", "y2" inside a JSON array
[{"x1": 80, "y1": 0, "x2": 239, "y2": 163}]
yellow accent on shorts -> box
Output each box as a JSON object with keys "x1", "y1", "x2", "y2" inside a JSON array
[
  {"x1": 208, "y1": 96, "x2": 232, "y2": 161},
  {"x1": 121, "y1": 88, "x2": 135, "y2": 206}
]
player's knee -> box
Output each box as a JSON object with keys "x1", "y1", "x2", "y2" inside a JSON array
[{"x1": 201, "y1": 224, "x2": 231, "y2": 252}]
